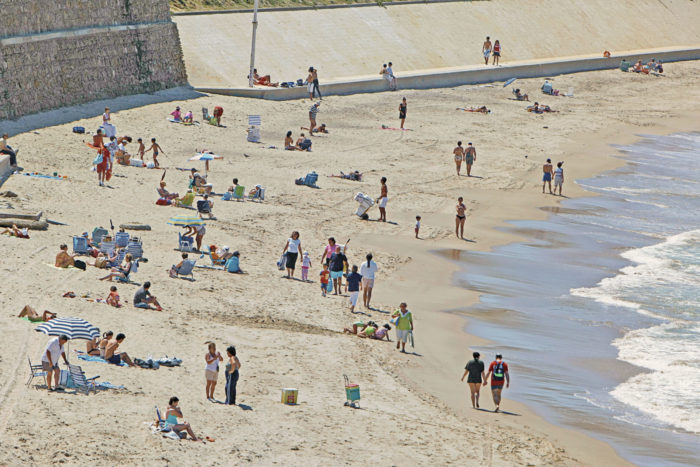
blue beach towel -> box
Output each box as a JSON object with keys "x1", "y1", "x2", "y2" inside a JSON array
[{"x1": 77, "y1": 353, "x2": 128, "y2": 367}]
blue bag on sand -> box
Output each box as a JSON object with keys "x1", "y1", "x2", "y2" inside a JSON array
[
  {"x1": 73, "y1": 126, "x2": 85, "y2": 134},
  {"x1": 296, "y1": 79, "x2": 304, "y2": 86}
]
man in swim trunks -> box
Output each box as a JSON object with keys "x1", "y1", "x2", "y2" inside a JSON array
[
  {"x1": 453, "y1": 141, "x2": 465, "y2": 176},
  {"x1": 461, "y1": 351, "x2": 486, "y2": 408},
  {"x1": 482, "y1": 36, "x2": 492, "y2": 65},
  {"x1": 104, "y1": 333, "x2": 136, "y2": 367},
  {"x1": 484, "y1": 353, "x2": 510, "y2": 412},
  {"x1": 378, "y1": 177, "x2": 388, "y2": 222},
  {"x1": 456, "y1": 197, "x2": 466, "y2": 239},
  {"x1": 465, "y1": 142, "x2": 476, "y2": 177},
  {"x1": 542, "y1": 158, "x2": 553, "y2": 194},
  {"x1": 145, "y1": 138, "x2": 165, "y2": 168}
]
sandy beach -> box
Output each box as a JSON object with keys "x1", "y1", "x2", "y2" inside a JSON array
[{"x1": 1, "y1": 60, "x2": 699, "y2": 465}]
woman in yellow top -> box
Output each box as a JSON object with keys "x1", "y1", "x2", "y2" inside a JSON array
[{"x1": 391, "y1": 302, "x2": 414, "y2": 352}]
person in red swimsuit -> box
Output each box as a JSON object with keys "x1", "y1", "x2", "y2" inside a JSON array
[
  {"x1": 492, "y1": 40, "x2": 501, "y2": 65},
  {"x1": 91, "y1": 129, "x2": 109, "y2": 186}
]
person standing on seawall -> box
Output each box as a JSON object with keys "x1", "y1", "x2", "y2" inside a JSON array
[
  {"x1": 482, "y1": 36, "x2": 492, "y2": 65},
  {"x1": 492, "y1": 40, "x2": 501, "y2": 65},
  {"x1": 484, "y1": 353, "x2": 510, "y2": 412}
]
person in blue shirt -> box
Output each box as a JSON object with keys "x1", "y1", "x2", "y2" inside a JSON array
[{"x1": 345, "y1": 265, "x2": 363, "y2": 312}]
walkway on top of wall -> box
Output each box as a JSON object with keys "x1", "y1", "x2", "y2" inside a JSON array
[
  {"x1": 194, "y1": 46, "x2": 700, "y2": 100},
  {"x1": 0, "y1": 21, "x2": 172, "y2": 46}
]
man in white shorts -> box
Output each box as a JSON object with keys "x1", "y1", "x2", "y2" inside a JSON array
[
  {"x1": 377, "y1": 177, "x2": 388, "y2": 222},
  {"x1": 482, "y1": 36, "x2": 492, "y2": 65}
]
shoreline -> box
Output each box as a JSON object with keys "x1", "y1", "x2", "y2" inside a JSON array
[{"x1": 367, "y1": 111, "x2": 700, "y2": 464}]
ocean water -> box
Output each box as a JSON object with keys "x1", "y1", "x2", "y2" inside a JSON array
[{"x1": 452, "y1": 132, "x2": 700, "y2": 466}]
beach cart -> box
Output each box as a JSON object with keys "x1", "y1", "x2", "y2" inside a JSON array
[
  {"x1": 353, "y1": 192, "x2": 374, "y2": 219},
  {"x1": 343, "y1": 375, "x2": 361, "y2": 408}
]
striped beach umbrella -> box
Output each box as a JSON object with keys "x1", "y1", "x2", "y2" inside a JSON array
[
  {"x1": 35, "y1": 317, "x2": 99, "y2": 341},
  {"x1": 167, "y1": 215, "x2": 205, "y2": 227},
  {"x1": 190, "y1": 152, "x2": 223, "y2": 175}
]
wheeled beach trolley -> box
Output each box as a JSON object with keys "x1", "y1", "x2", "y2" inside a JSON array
[{"x1": 343, "y1": 375, "x2": 361, "y2": 408}]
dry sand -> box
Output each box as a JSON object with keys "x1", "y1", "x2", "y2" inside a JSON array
[{"x1": 1, "y1": 61, "x2": 699, "y2": 465}]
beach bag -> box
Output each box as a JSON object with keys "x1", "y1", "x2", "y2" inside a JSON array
[
  {"x1": 299, "y1": 139, "x2": 312, "y2": 151},
  {"x1": 92, "y1": 153, "x2": 103, "y2": 165},
  {"x1": 155, "y1": 198, "x2": 170, "y2": 206},
  {"x1": 72, "y1": 126, "x2": 85, "y2": 134},
  {"x1": 277, "y1": 253, "x2": 287, "y2": 270},
  {"x1": 296, "y1": 79, "x2": 304, "y2": 86},
  {"x1": 74, "y1": 259, "x2": 86, "y2": 270}
]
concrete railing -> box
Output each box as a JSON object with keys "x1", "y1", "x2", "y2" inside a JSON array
[{"x1": 196, "y1": 46, "x2": 700, "y2": 100}]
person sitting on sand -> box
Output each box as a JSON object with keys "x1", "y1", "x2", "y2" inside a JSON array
[
  {"x1": 296, "y1": 133, "x2": 312, "y2": 151},
  {"x1": 86, "y1": 330, "x2": 112, "y2": 356},
  {"x1": 358, "y1": 323, "x2": 392, "y2": 341},
  {"x1": 249, "y1": 69, "x2": 279, "y2": 87},
  {"x1": 162, "y1": 397, "x2": 202, "y2": 441},
  {"x1": 18, "y1": 305, "x2": 56, "y2": 322},
  {"x1": 134, "y1": 281, "x2": 163, "y2": 311},
  {"x1": 344, "y1": 320, "x2": 377, "y2": 335},
  {"x1": 157, "y1": 181, "x2": 179, "y2": 201},
  {"x1": 528, "y1": 102, "x2": 556, "y2": 113},
  {"x1": 248, "y1": 185, "x2": 262, "y2": 198},
  {"x1": 285, "y1": 131, "x2": 302, "y2": 151},
  {"x1": 197, "y1": 194, "x2": 215, "y2": 220},
  {"x1": 183, "y1": 111, "x2": 194, "y2": 123},
  {"x1": 329, "y1": 170, "x2": 362, "y2": 181},
  {"x1": 106, "y1": 285, "x2": 121, "y2": 307},
  {"x1": 99, "y1": 253, "x2": 133, "y2": 281},
  {"x1": 210, "y1": 245, "x2": 234, "y2": 262},
  {"x1": 115, "y1": 140, "x2": 131, "y2": 165},
  {"x1": 633, "y1": 60, "x2": 650, "y2": 74},
  {"x1": 170, "y1": 106, "x2": 182, "y2": 121},
  {"x1": 1, "y1": 224, "x2": 30, "y2": 239},
  {"x1": 55, "y1": 244, "x2": 76, "y2": 268},
  {"x1": 104, "y1": 333, "x2": 136, "y2": 367},
  {"x1": 228, "y1": 178, "x2": 241, "y2": 193},
  {"x1": 513, "y1": 88, "x2": 529, "y2": 101},
  {"x1": 300, "y1": 123, "x2": 328, "y2": 134}
]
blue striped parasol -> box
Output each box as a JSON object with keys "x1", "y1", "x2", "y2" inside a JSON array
[
  {"x1": 167, "y1": 215, "x2": 205, "y2": 227},
  {"x1": 35, "y1": 317, "x2": 99, "y2": 341}
]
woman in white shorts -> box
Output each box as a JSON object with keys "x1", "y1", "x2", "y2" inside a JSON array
[
  {"x1": 360, "y1": 253, "x2": 378, "y2": 309},
  {"x1": 204, "y1": 342, "x2": 223, "y2": 401}
]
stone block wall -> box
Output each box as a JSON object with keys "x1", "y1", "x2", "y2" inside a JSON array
[{"x1": 0, "y1": 0, "x2": 187, "y2": 121}]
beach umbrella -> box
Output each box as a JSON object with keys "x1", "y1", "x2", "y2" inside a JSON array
[
  {"x1": 189, "y1": 152, "x2": 223, "y2": 175},
  {"x1": 35, "y1": 317, "x2": 99, "y2": 341},
  {"x1": 167, "y1": 214, "x2": 205, "y2": 227},
  {"x1": 503, "y1": 78, "x2": 517, "y2": 88}
]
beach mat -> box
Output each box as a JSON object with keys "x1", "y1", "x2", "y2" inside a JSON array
[{"x1": 380, "y1": 126, "x2": 412, "y2": 131}]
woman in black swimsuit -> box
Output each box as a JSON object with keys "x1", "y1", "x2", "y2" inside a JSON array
[
  {"x1": 399, "y1": 97, "x2": 407, "y2": 129},
  {"x1": 456, "y1": 197, "x2": 467, "y2": 239}
]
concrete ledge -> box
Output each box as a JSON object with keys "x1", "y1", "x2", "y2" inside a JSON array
[
  {"x1": 196, "y1": 46, "x2": 700, "y2": 100},
  {"x1": 0, "y1": 21, "x2": 171, "y2": 46},
  {"x1": 0, "y1": 155, "x2": 12, "y2": 188},
  {"x1": 172, "y1": 0, "x2": 483, "y2": 16}
]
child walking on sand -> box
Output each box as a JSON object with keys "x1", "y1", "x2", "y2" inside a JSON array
[
  {"x1": 415, "y1": 215, "x2": 421, "y2": 238},
  {"x1": 320, "y1": 263, "x2": 330, "y2": 297},
  {"x1": 144, "y1": 138, "x2": 165, "y2": 168},
  {"x1": 301, "y1": 251, "x2": 311, "y2": 281}
]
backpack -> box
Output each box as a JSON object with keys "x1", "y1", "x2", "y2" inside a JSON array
[
  {"x1": 296, "y1": 79, "x2": 304, "y2": 87},
  {"x1": 493, "y1": 361, "x2": 505, "y2": 381},
  {"x1": 72, "y1": 126, "x2": 85, "y2": 134}
]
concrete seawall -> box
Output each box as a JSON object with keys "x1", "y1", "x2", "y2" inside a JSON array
[
  {"x1": 196, "y1": 47, "x2": 700, "y2": 100},
  {"x1": 175, "y1": 0, "x2": 700, "y2": 88},
  {"x1": 0, "y1": 0, "x2": 187, "y2": 122}
]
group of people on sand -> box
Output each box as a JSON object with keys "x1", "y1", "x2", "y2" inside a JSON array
[
  {"x1": 623, "y1": 58, "x2": 663, "y2": 74},
  {"x1": 170, "y1": 106, "x2": 194, "y2": 123},
  {"x1": 203, "y1": 342, "x2": 241, "y2": 405},
  {"x1": 90, "y1": 109, "x2": 165, "y2": 186},
  {"x1": 461, "y1": 352, "x2": 511, "y2": 412},
  {"x1": 453, "y1": 141, "x2": 477, "y2": 177},
  {"x1": 342, "y1": 301, "x2": 414, "y2": 352}
]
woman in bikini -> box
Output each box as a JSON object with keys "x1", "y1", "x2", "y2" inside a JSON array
[
  {"x1": 399, "y1": 97, "x2": 407, "y2": 129},
  {"x1": 453, "y1": 141, "x2": 465, "y2": 176},
  {"x1": 492, "y1": 40, "x2": 501, "y2": 65},
  {"x1": 456, "y1": 197, "x2": 467, "y2": 239},
  {"x1": 285, "y1": 131, "x2": 302, "y2": 151}
]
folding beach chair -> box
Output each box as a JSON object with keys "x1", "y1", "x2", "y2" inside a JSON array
[
  {"x1": 107, "y1": 249, "x2": 127, "y2": 268},
  {"x1": 247, "y1": 115, "x2": 261, "y2": 142},
  {"x1": 116, "y1": 259, "x2": 139, "y2": 283},
  {"x1": 127, "y1": 240, "x2": 143, "y2": 259},
  {"x1": 248, "y1": 185, "x2": 265, "y2": 202},
  {"x1": 73, "y1": 236, "x2": 90, "y2": 255},
  {"x1": 174, "y1": 259, "x2": 196, "y2": 279},
  {"x1": 68, "y1": 364, "x2": 99, "y2": 395},
  {"x1": 200, "y1": 248, "x2": 225, "y2": 267},
  {"x1": 92, "y1": 227, "x2": 108, "y2": 245},
  {"x1": 115, "y1": 231, "x2": 130, "y2": 248},
  {"x1": 99, "y1": 241, "x2": 116, "y2": 256},
  {"x1": 178, "y1": 232, "x2": 195, "y2": 252},
  {"x1": 232, "y1": 185, "x2": 245, "y2": 201},
  {"x1": 26, "y1": 357, "x2": 46, "y2": 387}
]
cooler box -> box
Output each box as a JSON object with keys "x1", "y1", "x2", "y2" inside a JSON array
[
  {"x1": 281, "y1": 388, "x2": 298, "y2": 405},
  {"x1": 353, "y1": 192, "x2": 375, "y2": 217},
  {"x1": 345, "y1": 384, "x2": 360, "y2": 402}
]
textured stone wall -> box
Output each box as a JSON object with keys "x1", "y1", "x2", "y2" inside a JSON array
[
  {"x1": 0, "y1": 0, "x2": 187, "y2": 121},
  {"x1": 0, "y1": 0, "x2": 171, "y2": 37}
]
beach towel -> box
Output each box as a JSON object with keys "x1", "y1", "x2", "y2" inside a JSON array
[
  {"x1": 380, "y1": 126, "x2": 412, "y2": 131},
  {"x1": 77, "y1": 353, "x2": 128, "y2": 367},
  {"x1": 96, "y1": 381, "x2": 125, "y2": 390}
]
